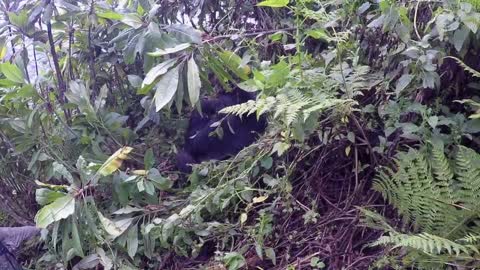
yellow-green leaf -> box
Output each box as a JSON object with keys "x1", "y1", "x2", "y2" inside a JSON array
[
  {"x1": 35, "y1": 194, "x2": 75, "y2": 228},
  {"x1": 253, "y1": 195, "x2": 268, "y2": 203},
  {"x1": 0, "y1": 63, "x2": 24, "y2": 84},
  {"x1": 97, "y1": 147, "x2": 133, "y2": 177},
  {"x1": 98, "y1": 211, "x2": 133, "y2": 239},
  {"x1": 148, "y1": 43, "x2": 191, "y2": 57},
  {"x1": 187, "y1": 57, "x2": 201, "y2": 106},
  {"x1": 240, "y1": 213, "x2": 248, "y2": 225},
  {"x1": 257, "y1": 0, "x2": 289, "y2": 7}
]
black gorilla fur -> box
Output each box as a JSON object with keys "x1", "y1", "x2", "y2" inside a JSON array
[{"x1": 176, "y1": 88, "x2": 267, "y2": 173}]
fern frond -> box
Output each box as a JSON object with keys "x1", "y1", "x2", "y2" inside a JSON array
[
  {"x1": 429, "y1": 142, "x2": 454, "y2": 201},
  {"x1": 459, "y1": 234, "x2": 480, "y2": 244},
  {"x1": 454, "y1": 146, "x2": 480, "y2": 208},
  {"x1": 373, "y1": 144, "x2": 480, "y2": 235},
  {"x1": 220, "y1": 89, "x2": 349, "y2": 127},
  {"x1": 445, "y1": 56, "x2": 480, "y2": 78},
  {"x1": 372, "y1": 232, "x2": 478, "y2": 256}
]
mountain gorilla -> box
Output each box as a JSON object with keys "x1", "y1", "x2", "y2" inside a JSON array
[{"x1": 176, "y1": 88, "x2": 267, "y2": 173}]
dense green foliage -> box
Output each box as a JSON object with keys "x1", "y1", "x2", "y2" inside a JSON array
[{"x1": 0, "y1": 0, "x2": 479, "y2": 269}]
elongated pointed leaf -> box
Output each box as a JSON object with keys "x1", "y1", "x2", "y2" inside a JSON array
[
  {"x1": 153, "y1": 66, "x2": 179, "y2": 111},
  {"x1": 0, "y1": 62, "x2": 24, "y2": 84},
  {"x1": 97, "y1": 147, "x2": 133, "y2": 177},
  {"x1": 257, "y1": 0, "x2": 289, "y2": 7},
  {"x1": 187, "y1": 58, "x2": 201, "y2": 106},
  {"x1": 36, "y1": 188, "x2": 66, "y2": 206},
  {"x1": 142, "y1": 58, "x2": 177, "y2": 87},
  {"x1": 98, "y1": 212, "x2": 133, "y2": 239},
  {"x1": 148, "y1": 43, "x2": 191, "y2": 56},
  {"x1": 35, "y1": 194, "x2": 75, "y2": 228},
  {"x1": 97, "y1": 11, "x2": 124, "y2": 20},
  {"x1": 121, "y1": 14, "x2": 143, "y2": 29},
  {"x1": 127, "y1": 225, "x2": 138, "y2": 258}
]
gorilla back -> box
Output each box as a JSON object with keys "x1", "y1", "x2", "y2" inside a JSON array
[{"x1": 176, "y1": 88, "x2": 267, "y2": 173}]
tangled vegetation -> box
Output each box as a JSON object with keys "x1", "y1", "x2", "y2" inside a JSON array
[{"x1": 0, "y1": 0, "x2": 479, "y2": 269}]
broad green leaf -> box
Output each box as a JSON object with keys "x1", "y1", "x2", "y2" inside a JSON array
[
  {"x1": 257, "y1": 0, "x2": 289, "y2": 7},
  {"x1": 66, "y1": 81, "x2": 97, "y2": 121},
  {"x1": 127, "y1": 225, "x2": 138, "y2": 258},
  {"x1": 8, "y1": 10, "x2": 29, "y2": 30},
  {"x1": 71, "y1": 218, "x2": 84, "y2": 256},
  {"x1": 395, "y1": 74, "x2": 413, "y2": 95},
  {"x1": 144, "y1": 148, "x2": 155, "y2": 170},
  {"x1": 218, "y1": 50, "x2": 250, "y2": 80},
  {"x1": 167, "y1": 24, "x2": 202, "y2": 44},
  {"x1": 0, "y1": 63, "x2": 24, "y2": 84},
  {"x1": 97, "y1": 147, "x2": 133, "y2": 177},
  {"x1": 153, "y1": 66, "x2": 179, "y2": 111},
  {"x1": 223, "y1": 252, "x2": 246, "y2": 270},
  {"x1": 53, "y1": 161, "x2": 75, "y2": 184},
  {"x1": 237, "y1": 79, "x2": 259, "y2": 92},
  {"x1": 97, "y1": 11, "x2": 124, "y2": 20},
  {"x1": 98, "y1": 212, "x2": 133, "y2": 239},
  {"x1": 148, "y1": 170, "x2": 173, "y2": 190},
  {"x1": 35, "y1": 194, "x2": 75, "y2": 228},
  {"x1": 0, "y1": 78, "x2": 18, "y2": 87},
  {"x1": 453, "y1": 27, "x2": 469, "y2": 52},
  {"x1": 35, "y1": 189, "x2": 66, "y2": 206},
  {"x1": 187, "y1": 58, "x2": 201, "y2": 106},
  {"x1": 121, "y1": 14, "x2": 143, "y2": 29},
  {"x1": 306, "y1": 29, "x2": 329, "y2": 41},
  {"x1": 142, "y1": 58, "x2": 177, "y2": 87},
  {"x1": 147, "y1": 43, "x2": 191, "y2": 56}
]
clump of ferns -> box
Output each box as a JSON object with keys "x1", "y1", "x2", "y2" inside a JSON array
[
  {"x1": 362, "y1": 141, "x2": 480, "y2": 268},
  {"x1": 220, "y1": 87, "x2": 355, "y2": 132}
]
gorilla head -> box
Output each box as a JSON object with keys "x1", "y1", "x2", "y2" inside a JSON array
[{"x1": 176, "y1": 87, "x2": 267, "y2": 173}]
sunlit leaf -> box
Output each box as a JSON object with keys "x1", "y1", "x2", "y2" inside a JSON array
[
  {"x1": 187, "y1": 58, "x2": 201, "y2": 106},
  {"x1": 240, "y1": 213, "x2": 248, "y2": 225},
  {"x1": 153, "y1": 66, "x2": 179, "y2": 111},
  {"x1": 0, "y1": 63, "x2": 24, "y2": 84},
  {"x1": 97, "y1": 11, "x2": 124, "y2": 20},
  {"x1": 98, "y1": 212, "x2": 133, "y2": 239},
  {"x1": 148, "y1": 43, "x2": 191, "y2": 56},
  {"x1": 35, "y1": 194, "x2": 75, "y2": 228},
  {"x1": 257, "y1": 0, "x2": 289, "y2": 7},
  {"x1": 97, "y1": 147, "x2": 133, "y2": 177},
  {"x1": 142, "y1": 58, "x2": 177, "y2": 87},
  {"x1": 218, "y1": 50, "x2": 250, "y2": 80},
  {"x1": 121, "y1": 14, "x2": 143, "y2": 29},
  {"x1": 35, "y1": 189, "x2": 66, "y2": 206},
  {"x1": 252, "y1": 195, "x2": 268, "y2": 203}
]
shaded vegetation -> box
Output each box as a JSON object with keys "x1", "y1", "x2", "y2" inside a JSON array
[{"x1": 0, "y1": 0, "x2": 478, "y2": 269}]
